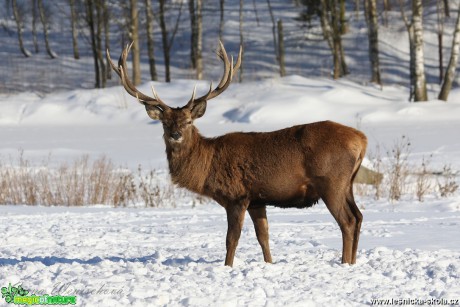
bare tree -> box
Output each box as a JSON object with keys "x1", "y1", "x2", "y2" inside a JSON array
[
  {"x1": 219, "y1": 0, "x2": 225, "y2": 41},
  {"x1": 320, "y1": 0, "x2": 348, "y2": 79},
  {"x1": 189, "y1": 0, "x2": 203, "y2": 79},
  {"x1": 339, "y1": 0, "x2": 347, "y2": 34},
  {"x1": 399, "y1": 0, "x2": 427, "y2": 102},
  {"x1": 443, "y1": 0, "x2": 450, "y2": 17},
  {"x1": 101, "y1": 0, "x2": 111, "y2": 80},
  {"x1": 31, "y1": 0, "x2": 39, "y2": 53},
  {"x1": 196, "y1": 0, "x2": 203, "y2": 80},
  {"x1": 439, "y1": 2, "x2": 460, "y2": 101},
  {"x1": 85, "y1": 0, "x2": 101, "y2": 88},
  {"x1": 267, "y1": 0, "x2": 279, "y2": 71},
  {"x1": 277, "y1": 19, "x2": 286, "y2": 77},
  {"x1": 412, "y1": 0, "x2": 427, "y2": 101},
  {"x1": 144, "y1": 0, "x2": 158, "y2": 81},
  {"x1": 69, "y1": 0, "x2": 80, "y2": 59},
  {"x1": 364, "y1": 0, "x2": 381, "y2": 85},
  {"x1": 189, "y1": 0, "x2": 197, "y2": 68},
  {"x1": 382, "y1": 0, "x2": 391, "y2": 27},
  {"x1": 96, "y1": 0, "x2": 107, "y2": 87},
  {"x1": 252, "y1": 0, "x2": 260, "y2": 26},
  {"x1": 130, "y1": 0, "x2": 141, "y2": 85},
  {"x1": 37, "y1": 0, "x2": 56, "y2": 58},
  {"x1": 437, "y1": 0, "x2": 445, "y2": 84},
  {"x1": 12, "y1": 0, "x2": 30, "y2": 57},
  {"x1": 158, "y1": 0, "x2": 184, "y2": 82}
]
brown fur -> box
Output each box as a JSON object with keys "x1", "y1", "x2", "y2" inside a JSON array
[{"x1": 159, "y1": 106, "x2": 367, "y2": 266}]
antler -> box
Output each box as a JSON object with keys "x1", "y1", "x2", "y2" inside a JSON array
[
  {"x1": 107, "y1": 43, "x2": 170, "y2": 112},
  {"x1": 186, "y1": 41, "x2": 242, "y2": 107}
]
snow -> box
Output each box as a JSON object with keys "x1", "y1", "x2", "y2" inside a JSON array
[{"x1": 1, "y1": 203, "x2": 460, "y2": 305}]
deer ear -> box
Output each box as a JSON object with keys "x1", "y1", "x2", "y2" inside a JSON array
[
  {"x1": 145, "y1": 105, "x2": 163, "y2": 120},
  {"x1": 191, "y1": 100, "x2": 207, "y2": 119}
]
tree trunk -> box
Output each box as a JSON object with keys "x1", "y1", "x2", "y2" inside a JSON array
[
  {"x1": 101, "y1": 0, "x2": 111, "y2": 80},
  {"x1": 189, "y1": 0, "x2": 197, "y2": 69},
  {"x1": 277, "y1": 19, "x2": 286, "y2": 77},
  {"x1": 96, "y1": 0, "x2": 106, "y2": 87},
  {"x1": 365, "y1": 0, "x2": 381, "y2": 85},
  {"x1": 339, "y1": 0, "x2": 347, "y2": 34},
  {"x1": 383, "y1": 0, "x2": 390, "y2": 27},
  {"x1": 412, "y1": 0, "x2": 428, "y2": 102},
  {"x1": 69, "y1": 0, "x2": 80, "y2": 59},
  {"x1": 12, "y1": 0, "x2": 30, "y2": 57},
  {"x1": 37, "y1": 0, "x2": 56, "y2": 59},
  {"x1": 443, "y1": 0, "x2": 450, "y2": 17},
  {"x1": 196, "y1": 0, "x2": 203, "y2": 80},
  {"x1": 130, "y1": 0, "x2": 141, "y2": 85},
  {"x1": 319, "y1": 0, "x2": 334, "y2": 51},
  {"x1": 145, "y1": 0, "x2": 157, "y2": 81},
  {"x1": 320, "y1": 0, "x2": 347, "y2": 79},
  {"x1": 437, "y1": 0, "x2": 445, "y2": 84},
  {"x1": 267, "y1": 0, "x2": 278, "y2": 67},
  {"x1": 86, "y1": 0, "x2": 100, "y2": 88},
  {"x1": 158, "y1": 0, "x2": 184, "y2": 83},
  {"x1": 219, "y1": 0, "x2": 225, "y2": 41},
  {"x1": 439, "y1": 3, "x2": 460, "y2": 101},
  {"x1": 32, "y1": 0, "x2": 39, "y2": 53},
  {"x1": 252, "y1": 0, "x2": 260, "y2": 26},
  {"x1": 159, "y1": 0, "x2": 171, "y2": 82}
]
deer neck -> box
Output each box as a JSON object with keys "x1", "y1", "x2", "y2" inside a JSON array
[{"x1": 165, "y1": 127, "x2": 213, "y2": 194}]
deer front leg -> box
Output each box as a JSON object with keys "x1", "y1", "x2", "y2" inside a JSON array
[
  {"x1": 248, "y1": 206, "x2": 273, "y2": 263},
  {"x1": 224, "y1": 201, "x2": 249, "y2": 267}
]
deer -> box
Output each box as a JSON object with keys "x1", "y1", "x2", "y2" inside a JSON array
[{"x1": 107, "y1": 41, "x2": 367, "y2": 267}]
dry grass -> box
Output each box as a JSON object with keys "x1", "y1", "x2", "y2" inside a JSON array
[
  {"x1": 0, "y1": 153, "x2": 205, "y2": 207},
  {"x1": 358, "y1": 136, "x2": 458, "y2": 202}
]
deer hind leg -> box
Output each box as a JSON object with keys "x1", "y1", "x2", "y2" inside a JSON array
[
  {"x1": 322, "y1": 187, "x2": 357, "y2": 264},
  {"x1": 346, "y1": 186, "x2": 363, "y2": 264},
  {"x1": 248, "y1": 206, "x2": 273, "y2": 264},
  {"x1": 224, "y1": 201, "x2": 249, "y2": 267}
]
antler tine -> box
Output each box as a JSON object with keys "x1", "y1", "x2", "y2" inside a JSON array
[
  {"x1": 190, "y1": 41, "x2": 242, "y2": 105},
  {"x1": 107, "y1": 42, "x2": 169, "y2": 110},
  {"x1": 186, "y1": 82, "x2": 213, "y2": 108}
]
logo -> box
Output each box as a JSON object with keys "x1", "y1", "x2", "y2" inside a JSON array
[{"x1": 1, "y1": 283, "x2": 76, "y2": 305}]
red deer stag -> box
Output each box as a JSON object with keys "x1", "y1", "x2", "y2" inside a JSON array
[{"x1": 107, "y1": 42, "x2": 367, "y2": 267}]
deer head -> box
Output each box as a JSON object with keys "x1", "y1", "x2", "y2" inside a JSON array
[{"x1": 107, "y1": 42, "x2": 242, "y2": 145}]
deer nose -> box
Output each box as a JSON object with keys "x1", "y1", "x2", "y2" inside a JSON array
[{"x1": 170, "y1": 131, "x2": 182, "y2": 140}]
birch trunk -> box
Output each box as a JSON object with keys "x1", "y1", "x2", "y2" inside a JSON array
[
  {"x1": 412, "y1": 0, "x2": 428, "y2": 102},
  {"x1": 439, "y1": 3, "x2": 460, "y2": 101},
  {"x1": 12, "y1": 0, "x2": 30, "y2": 57},
  {"x1": 37, "y1": 0, "x2": 56, "y2": 58}
]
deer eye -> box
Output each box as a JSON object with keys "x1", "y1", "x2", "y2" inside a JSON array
[{"x1": 186, "y1": 121, "x2": 192, "y2": 125}]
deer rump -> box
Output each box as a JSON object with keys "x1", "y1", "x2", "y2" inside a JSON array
[{"x1": 200, "y1": 121, "x2": 363, "y2": 210}]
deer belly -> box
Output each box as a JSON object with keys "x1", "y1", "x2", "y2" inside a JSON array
[{"x1": 251, "y1": 181, "x2": 320, "y2": 209}]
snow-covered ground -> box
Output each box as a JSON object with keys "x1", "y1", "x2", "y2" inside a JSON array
[
  {"x1": 1, "y1": 75, "x2": 460, "y2": 305},
  {"x1": 1, "y1": 202, "x2": 460, "y2": 305}
]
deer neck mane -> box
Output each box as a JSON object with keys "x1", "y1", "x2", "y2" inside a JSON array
[{"x1": 165, "y1": 126, "x2": 214, "y2": 194}]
